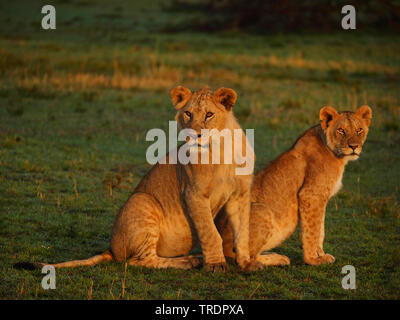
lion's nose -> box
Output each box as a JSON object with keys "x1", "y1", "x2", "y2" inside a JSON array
[
  {"x1": 197, "y1": 133, "x2": 202, "y2": 138},
  {"x1": 349, "y1": 144, "x2": 358, "y2": 151}
]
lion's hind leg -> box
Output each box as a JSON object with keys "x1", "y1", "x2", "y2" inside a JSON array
[
  {"x1": 124, "y1": 215, "x2": 201, "y2": 269},
  {"x1": 123, "y1": 222, "x2": 201, "y2": 269},
  {"x1": 128, "y1": 248, "x2": 202, "y2": 270},
  {"x1": 112, "y1": 193, "x2": 201, "y2": 270}
]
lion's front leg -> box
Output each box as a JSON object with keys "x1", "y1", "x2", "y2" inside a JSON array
[
  {"x1": 185, "y1": 190, "x2": 227, "y2": 272},
  {"x1": 223, "y1": 191, "x2": 251, "y2": 270},
  {"x1": 299, "y1": 184, "x2": 335, "y2": 265}
]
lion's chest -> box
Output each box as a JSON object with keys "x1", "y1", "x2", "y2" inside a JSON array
[
  {"x1": 330, "y1": 170, "x2": 344, "y2": 198},
  {"x1": 209, "y1": 175, "x2": 236, "y2": 216}
]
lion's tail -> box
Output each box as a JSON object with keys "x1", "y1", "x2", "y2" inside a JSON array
[{"x1": 14, "y1": 250, "x2": 113, "y2": 270}]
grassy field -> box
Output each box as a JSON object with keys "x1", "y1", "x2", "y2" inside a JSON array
[{"x1": 1, "y1": 0, "x2": 399, "y2": 299}]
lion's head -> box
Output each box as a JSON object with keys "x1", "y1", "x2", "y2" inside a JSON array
[
  {"x1": 170, "y1": 86, "x2": 237, "y2": 147},
  {"x1": 320, "y1": 105, "x2": 372, "y2": 160}
]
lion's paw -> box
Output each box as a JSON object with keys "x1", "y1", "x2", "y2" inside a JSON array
[
  {"x1": 276, "y1": 255, "x2": 291, "y2": 265},
  {"x1": 187, "y1": 255, "x2": 202, "y2": 268},
  {"x1": 204, "y1": 262, "x2": 228, "y2": 273},
  {"x1": 305, "y1": 253, "x2": 335, "y2": 265},
  {"x1": 244, "y1": 260, "x2": 266, "y2": 271}
]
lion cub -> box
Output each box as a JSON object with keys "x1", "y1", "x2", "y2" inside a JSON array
[
  {"x1": 218, "y1": 105, "x2": 372, "y2": 268},
  {"x1": 23, "y1": 86, "x2": 254, "y2": 272}
]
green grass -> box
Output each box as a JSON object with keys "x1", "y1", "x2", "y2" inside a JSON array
[{"x1": 0, "y1": 0, "x2": 399, "y2": 300}]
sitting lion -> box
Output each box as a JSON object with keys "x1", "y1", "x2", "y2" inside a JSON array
[
  {"x1": 217, "y1": 105, "x2": 372, "y2": 268},
  {"x1": 20, "y1": 86, "x2": 254, "y2": 272}
]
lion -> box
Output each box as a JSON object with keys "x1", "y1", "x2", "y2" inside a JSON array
[
  {"x1": 17, "y1": 86, "x2": 254, "y2": 272},
  {"x1": 217, "y1": 105, "x2": 372, "y2": 269}
]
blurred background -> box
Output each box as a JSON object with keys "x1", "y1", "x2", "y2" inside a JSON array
[
  {"x1": 165, "y1": 0, "x2": 400, "y2": 33},
  {"x1": 0, "y1": 0, "x2": 399, "y2": 299}
]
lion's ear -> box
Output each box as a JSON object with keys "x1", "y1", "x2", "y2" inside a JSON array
[
  {"x1": 356, "y1": 105, "x2": 372, "y2": 127},
  {"x1": 214, "y1": 88, "x2": 237, "y2": 111},
  {"x1": 319, "y1": 106, "x2": 339, "y2": 129},
  {"x1": 170, "y1": 86, "x2": 192, "y2": 110}
]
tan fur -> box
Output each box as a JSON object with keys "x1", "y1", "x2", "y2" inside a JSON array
[
  {"x1": 32, "y1": 86, "x2": 254, "y2": 271},
  {"x1": 217, "y1": 105, "x2": 372, "y2": 269}
]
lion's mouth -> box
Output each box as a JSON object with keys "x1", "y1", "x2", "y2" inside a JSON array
[
  {"x1": 186, "y1": 139, "x2": 209, "y2": 149},
  {"x1": 335, "y1": 150, "x2": 360, "y2": 158},
  {"x1": 193, "y1": 142, "x2": 209, "y2": 149},
  {"x1": 344, "y1": 152, "x2": 359, "y2": 157}
]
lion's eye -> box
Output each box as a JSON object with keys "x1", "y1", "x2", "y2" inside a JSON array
[
  {"x1": 357, "y1": 128, "x2": 363, "y2": 135},
  {"x1": 337, "y1": 128, "x2": 345, "y2": 135},
  {"x1": 205, "y1": 112, "x2": 214, "y2": 119},
  {"x1": 184, "y1": 111, "x2": 192, "y2": 118}
]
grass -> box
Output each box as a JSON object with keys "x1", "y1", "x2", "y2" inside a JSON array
[{"x1": 0, "y1": 0, "x2": 399, "y2": 300}]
